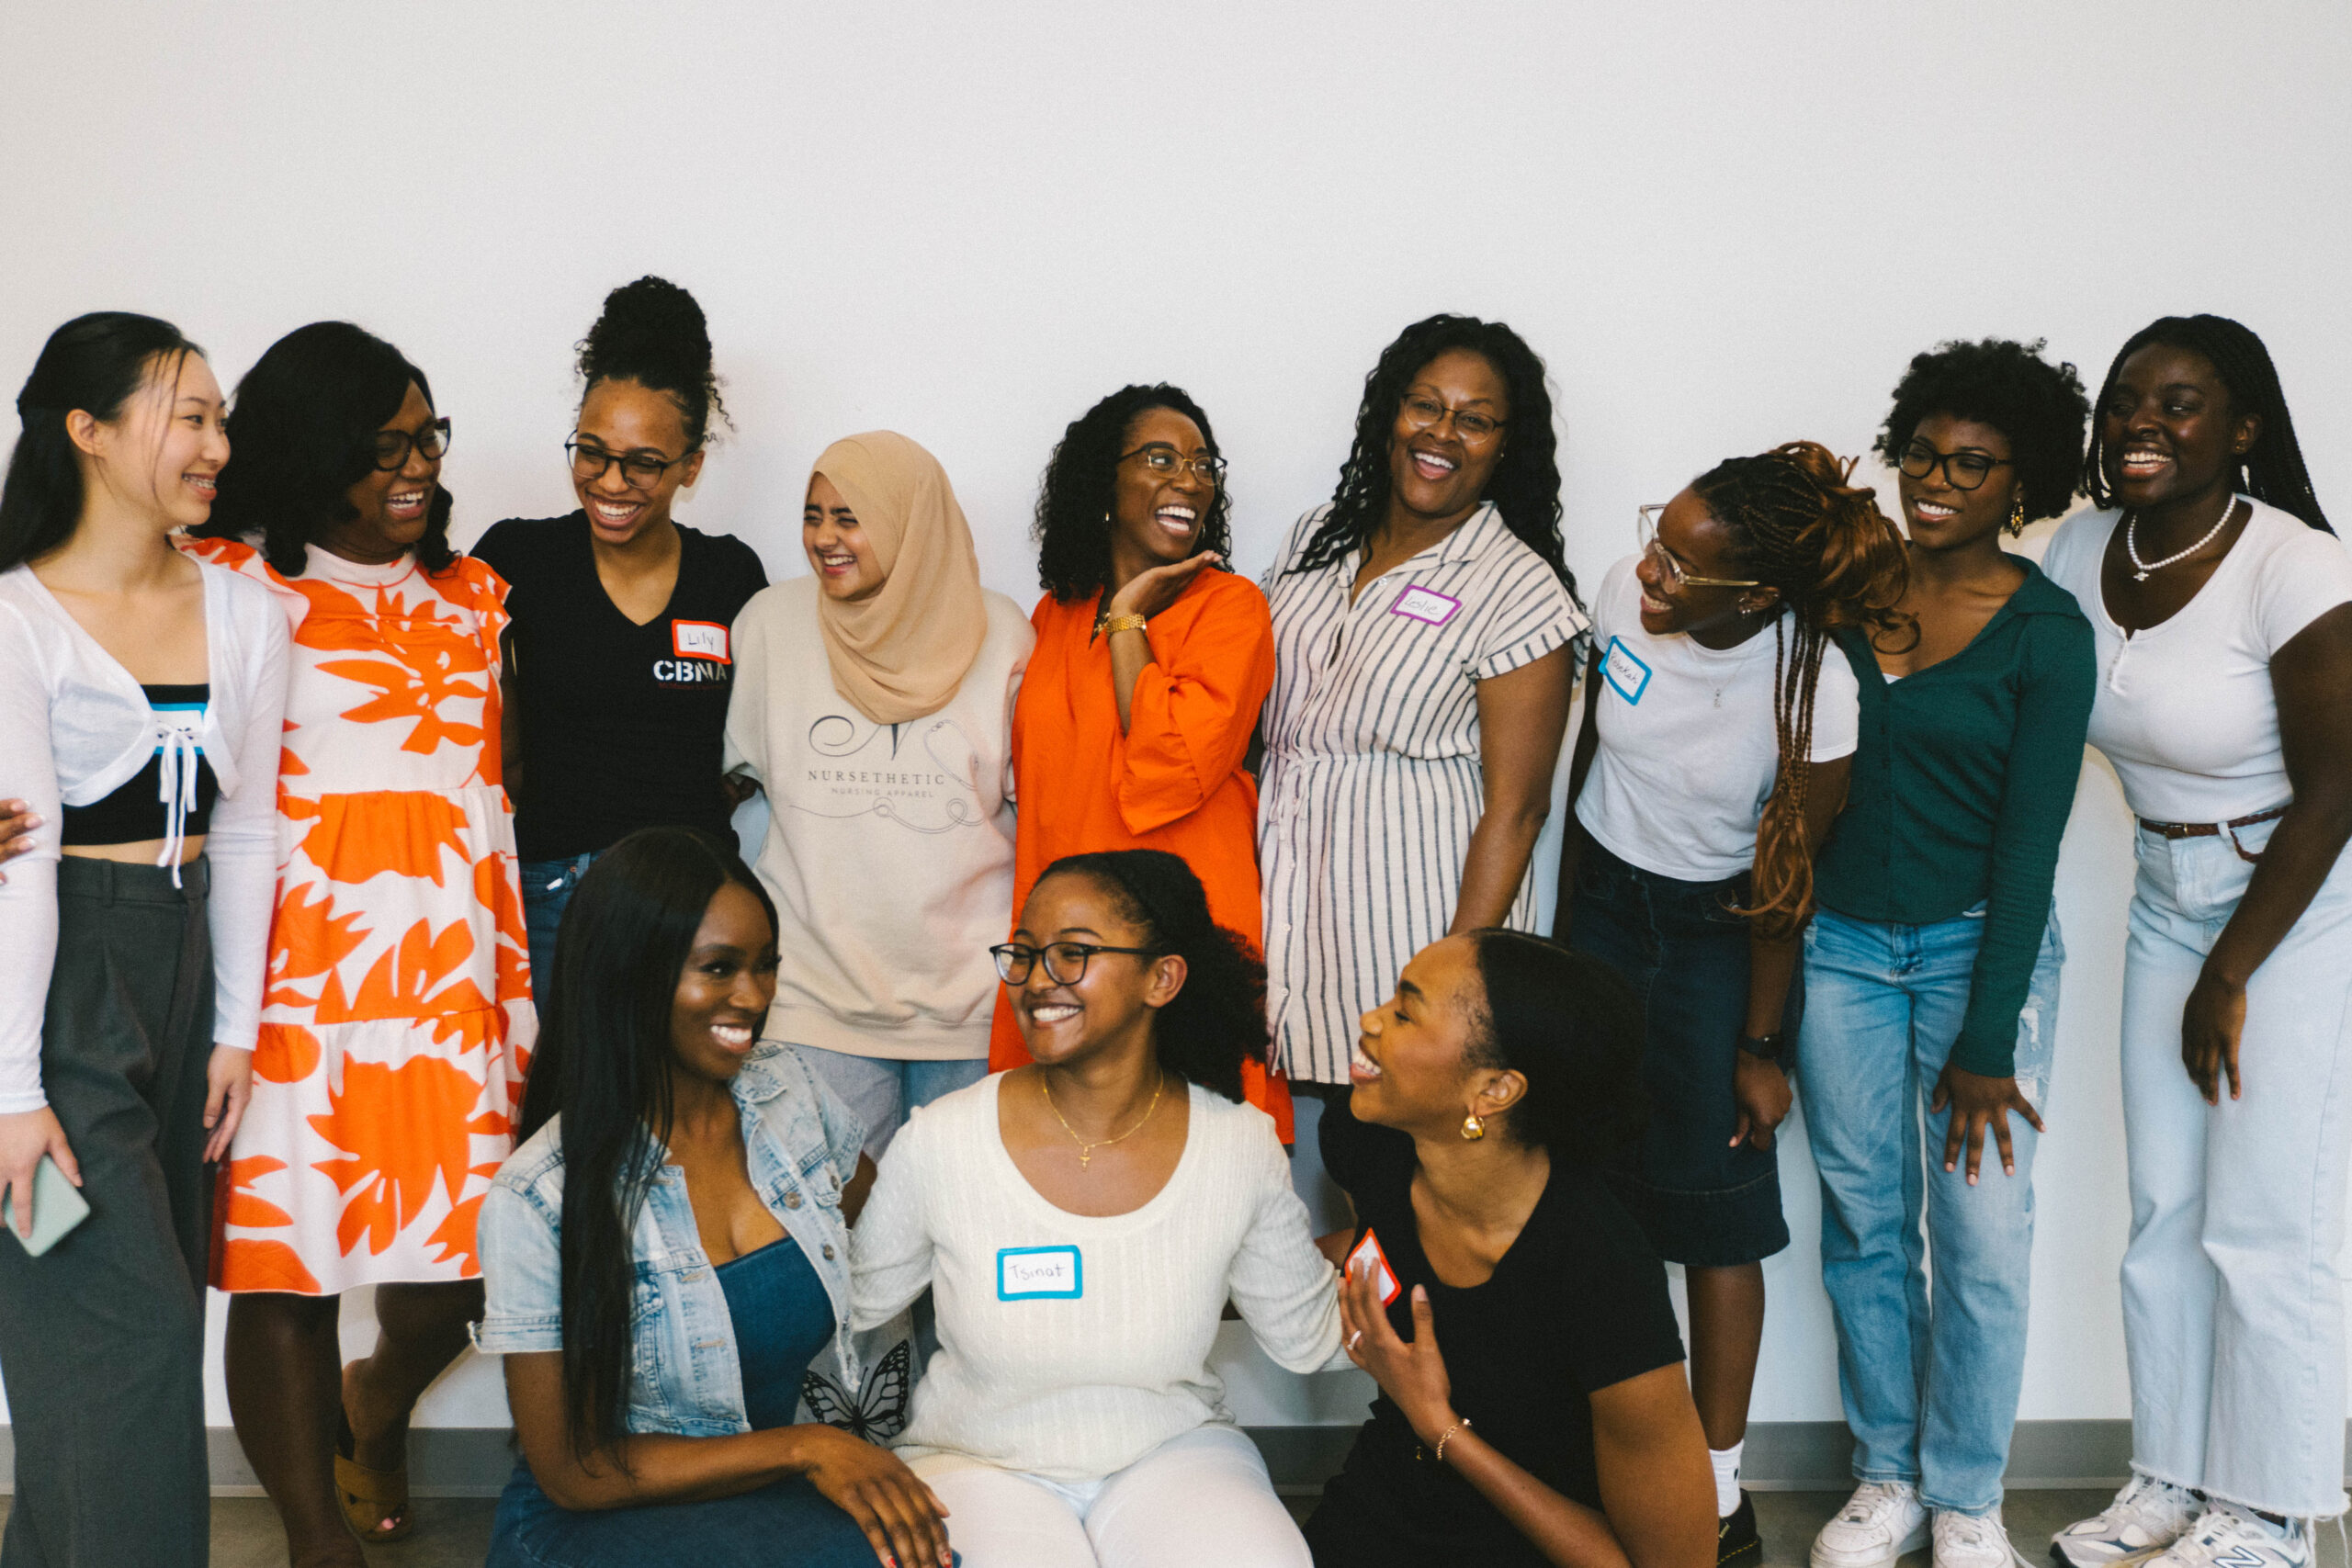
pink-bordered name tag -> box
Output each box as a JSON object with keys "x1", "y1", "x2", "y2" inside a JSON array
[
  {"x1": 1388, "y1": 585, "x2": 1462, "y2": 626},
  {"x1": 1347, "y1": 1227, "x2": 1402, "y2": 1307}
]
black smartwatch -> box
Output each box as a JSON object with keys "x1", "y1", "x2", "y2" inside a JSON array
[{"x1": 1737, "y1": 1031, "x2": 1790, "y2": 1067}]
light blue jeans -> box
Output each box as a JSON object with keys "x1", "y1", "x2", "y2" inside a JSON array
[
  {"x1": 1798, "y1": 902, "x2": 2063, "y2": 1515},
  {"x1": 2119, "y1": 816, "x2": 2352, "y2": 1519},
  {"x1": 798, "y1": 1047, "x2": 989, "y2": 1161}
]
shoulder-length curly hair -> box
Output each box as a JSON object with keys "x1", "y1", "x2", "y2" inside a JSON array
[
  {"x1": 1286, "y1": 314, "x2": 1576, "y2": 598},
  {"x1": 1031, "y1": 849, "x2": 1267, "y2": 1101},
  {"x1": 188, "y1": 321, "x2": 458, "y2": 577},
  {"x1": 1874, "y1": 337, "x2": 2090, "y2": 529},
  {"x1": 1033, "y1": 384, "x2": 1234, "y2": 604}
]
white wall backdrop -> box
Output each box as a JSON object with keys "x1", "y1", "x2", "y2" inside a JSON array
[{"x1": 5, "y1": 1, "x2": 2349, "y2": 1434}]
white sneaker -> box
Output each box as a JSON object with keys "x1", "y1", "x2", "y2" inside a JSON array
[
  {"x1": 2052, "y1": 1475, "x2": 2203, "y2": 1568},
  {"x1": 2143, "y1": 1508, "x2": 2308, "y2": 1568},
  {"x1": 1814, "y1": 1481, "x2": 1930, "y2": 1568},
  {"x1": 1936, "y1": 1508, "x2": 2021, "y2": 1568}
]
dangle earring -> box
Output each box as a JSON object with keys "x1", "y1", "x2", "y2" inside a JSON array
[
  {"x1": 2007, "y1": 496, "x2": 2027, "y2": 538},
  {"x1": 1460, "y1": 1113, "x2": 1486, "y2": 1142}
]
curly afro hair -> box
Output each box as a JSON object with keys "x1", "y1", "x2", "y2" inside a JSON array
[
  {"x1": 1874, "y1": 338, "x2": 2090, "y2": 526},
  {"x1": 577, "y1": 276, "x2": 729, "y2": 450},
  {"x1": 1033, "y1": 384, "x2": 1234, "y2": 604}
]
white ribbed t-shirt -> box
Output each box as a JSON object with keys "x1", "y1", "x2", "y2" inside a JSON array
[{"x1": 850, "y1": 1074, "x2": 1343, "y2": 1481}]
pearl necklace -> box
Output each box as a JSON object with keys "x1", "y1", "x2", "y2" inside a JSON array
[{"x1": 2125, "y1": 493, "x2": 2239, "y2": 581}]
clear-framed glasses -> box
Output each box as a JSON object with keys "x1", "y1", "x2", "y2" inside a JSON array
[
  {"x1": 1120, "y1": 444, "x2": 1227, "y2": 484},
  {"x1": 372, "y1": 418, "x2": 452, "y2": 471},
  {"x1": 567, "y1": 438, "x2": 697, "y2": 490},
  {"x1": 1398, "y1": 393, "x2": 1504, "y2": 442},
  {"x1": 1895, "y1": 439, "x2": 2012, "y2": 491},
  {"x1": 990, "y1": 941, "x2": 1163, "y2": 986},
  {"x1": 1636, "y1": 503, "x2": 1762, "y2": 592}
]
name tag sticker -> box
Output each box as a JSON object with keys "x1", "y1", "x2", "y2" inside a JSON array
[
  {"x1": 672, "y1": 620, "x2": 730, "y2": 663},
  {"x1": 1601, "y1": 636, "x2": 1652, "y2": 705},
  {"x1": 1388, "y1": 586, "x2": 1462, "y2": 626},
  {"x1": 997, "y1": 1245, "x2": 1082, "y2": 1301},
  {"x1": 1345, "y1": 1228, "x2": 1402, "y2": 1307}
]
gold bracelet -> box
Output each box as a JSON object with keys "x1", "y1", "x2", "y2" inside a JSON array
[
  {"x1": 1097, "y1": 612, "x2": 1149, "y2": 637},
  {"x1": 1433, "y1": 1416, "x2": 1472, "y2": 1465}
]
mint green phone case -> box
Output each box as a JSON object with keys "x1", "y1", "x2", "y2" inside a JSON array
[{"x1": 2, "y1": 1156, "x2": 90, "y2": 1258}]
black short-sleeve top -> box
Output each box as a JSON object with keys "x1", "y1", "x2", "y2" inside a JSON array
[
  {"x1": 1319, "y1": 1092, "x2": 1685, "y2": 1529},
  {"x1": 470, "y1": 514, "x2": 767, "y2": 862}
]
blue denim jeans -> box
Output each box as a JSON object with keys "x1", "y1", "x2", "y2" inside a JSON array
[
  {"x1": 1797, "y1": 901, "x2": 2063, "y2": 1515},
  {"x1": 488, "y1": 1462, "x2": 886, "y2": 1567},
  {"x1": 519, "y1": 852, "x2": 597, "y2": 1000},
  {"x1": 798, "y1": 1047, "x2": 990, "y2": 1161}
]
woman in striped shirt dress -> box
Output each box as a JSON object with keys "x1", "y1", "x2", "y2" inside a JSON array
[{"x1": 1259, "y1": 315, "x2": 1586, "y2": 1092}]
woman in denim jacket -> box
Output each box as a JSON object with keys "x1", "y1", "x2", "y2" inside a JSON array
[{"x1": 475, "y1": 827, "x2": 955, "y2": 1568}]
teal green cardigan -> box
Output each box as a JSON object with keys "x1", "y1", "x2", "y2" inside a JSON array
[{"x1": 1812, "y1": 560, "x2": 2095, "y2": 1077}]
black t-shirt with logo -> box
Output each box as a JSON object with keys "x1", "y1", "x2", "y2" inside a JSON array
[
  {"x1": 471, "y1": 513, "x2": 767, "y2": 862},
  {"x1": 1306, "y1": 1093, "x2": 1686, "y2": 1564}
]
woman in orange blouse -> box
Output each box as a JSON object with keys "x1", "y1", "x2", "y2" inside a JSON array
[{"x1": 990, "y1": 383, "x2": 1291, "y2": 1137}]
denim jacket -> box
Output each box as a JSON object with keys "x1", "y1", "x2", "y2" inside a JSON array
[{"x1": 472, "y1": 1043, "x2": 866, "y2": 1436}]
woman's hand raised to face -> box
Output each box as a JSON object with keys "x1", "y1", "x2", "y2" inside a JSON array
[
  {"x1": 1340, "y1": 1256, "x2": 1458, "y2": 1449},
  {"x1": 1103, "y1": 550, "x2": 1220, "y2": 625}
]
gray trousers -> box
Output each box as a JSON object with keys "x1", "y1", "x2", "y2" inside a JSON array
[{"x1": 0, "y1": 857, "x2": 215, "y2": 1568}]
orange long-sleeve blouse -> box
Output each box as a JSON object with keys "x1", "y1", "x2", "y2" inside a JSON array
[{"x1": 989, "y1": 568, "x2": 1292, "y2": 1139}]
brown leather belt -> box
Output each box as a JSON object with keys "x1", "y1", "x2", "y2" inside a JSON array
[{"x1": 2135, "y1": 803, "x2": 2289, "y2": 863}]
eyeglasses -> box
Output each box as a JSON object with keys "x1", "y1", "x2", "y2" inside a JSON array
[
  {"x1": 1120, "y1": 445, "x2": 1227, "y2": 484},
  {"x1": 568, "y1": 438, "x2": 697, "y2": 490},
  {"x1": 1636, "y1": 503, "x2": 1761, "y2": 592},
  {"x1": 990, "y1": 942, "x2": 1163, "y2": 986},
  {"x1": 372, "y1": 419, "x2": 452, "y2": 471},
  {"x1": 1895, "y1": 439, "x2": 2012, "y2": 492},
  {"x1": 1399, "y1": 393, "x2": 1504, "y2": 443}
]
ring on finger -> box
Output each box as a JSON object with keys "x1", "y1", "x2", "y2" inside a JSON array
[{"x1": 1346, "y1": 1329, "x2": 1363, "y2": 1352}]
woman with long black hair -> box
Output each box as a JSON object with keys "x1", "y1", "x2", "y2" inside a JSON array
[
  {"x1": 0, "y1": 311, "x2": 287, "y2": 1567},
  {"x1": 2044, "y1": 316, "x2": 2352, "y2": 1568},
  {"x1": 477, "y1": 827, "x2": 950, "y2": 1568}
]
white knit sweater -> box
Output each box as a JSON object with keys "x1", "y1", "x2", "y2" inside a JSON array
[{"x1": 851, "y1": 1074, "x2": 1342, "y2": 1481}]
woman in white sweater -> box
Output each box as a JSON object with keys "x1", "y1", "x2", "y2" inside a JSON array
[{"x1": 852, "y1": 847, "x2": 1342, "y2": 1568}]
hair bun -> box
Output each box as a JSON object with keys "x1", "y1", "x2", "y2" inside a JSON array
[{"x1": 575, "y1": 276, "x2": 726, "y2": 446}]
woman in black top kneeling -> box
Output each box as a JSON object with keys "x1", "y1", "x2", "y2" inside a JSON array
[{"x1": 1307, "y1": 931, "x2": 1714, "y2": 1568}]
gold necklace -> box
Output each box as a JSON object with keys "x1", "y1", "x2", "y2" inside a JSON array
[{"x1": 1039, "y1": 1071, "x2": 1167, "y2": 1170}]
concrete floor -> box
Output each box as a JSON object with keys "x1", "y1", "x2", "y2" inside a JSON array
[{"x1": 1, "y1": 1488, "x2": 2338, "y2": 1566}]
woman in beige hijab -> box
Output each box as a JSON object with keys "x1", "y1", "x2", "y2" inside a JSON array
[{"x1": 726, "y1": 432, "x2": 1033, "y2": 1155}]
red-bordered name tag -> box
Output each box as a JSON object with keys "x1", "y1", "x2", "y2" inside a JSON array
[
  {"x1": 1347, "y1": 1227, "x2": 1402, "y2": 1307},
  {"x1": 672, "y1": 620, "x2": 730, "y2": 662}
]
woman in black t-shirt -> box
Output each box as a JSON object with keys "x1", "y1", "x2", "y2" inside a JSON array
[
  {"x1": 1307, "y1": 931, "x2": 1715, "y2": 1568},
  {"x1": 470, "y1": 277, "x2": 767, "y2": 988}
]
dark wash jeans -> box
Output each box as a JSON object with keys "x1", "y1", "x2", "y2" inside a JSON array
[{"x1": 0, "y1": 857, "x2": 214, "y2": 1568}]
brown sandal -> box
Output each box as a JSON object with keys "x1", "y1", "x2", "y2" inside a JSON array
[{"x1": 334, "y1": 1408, "x2": 413, "y2": 1543}]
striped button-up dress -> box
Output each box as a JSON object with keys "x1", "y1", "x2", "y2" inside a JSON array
[{"x1": 1257, "y1": 502, "x2": 1587, "y2": 1084}]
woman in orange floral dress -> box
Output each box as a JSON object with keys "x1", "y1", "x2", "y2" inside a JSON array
[{"x1": 186, "y1": 323, "x2": 531, "y2": 1562}]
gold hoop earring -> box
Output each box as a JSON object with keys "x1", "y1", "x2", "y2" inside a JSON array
[
  {"x1": 1460, "y1": 1114, "x2": 1485, "y2": 1142},
  {"x1": 2007, "y1": 496, "x2": 2027, "y2": 538}
]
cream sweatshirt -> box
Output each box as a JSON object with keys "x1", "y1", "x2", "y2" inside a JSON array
[
  {"x1": 726, "y1": 577, "x2": 1031, "y2": 1059},
  {"x1": 851, "y1": 1074, "x2": 1344, "y2": 1481}
]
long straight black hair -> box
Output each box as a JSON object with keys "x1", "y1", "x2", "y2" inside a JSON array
[
  {"x1": 0, "y1": 311, "x2": 202, "y2": 571},
  {"x1": 514, "y1": 826, "x2": 779, "y2": 1462}
]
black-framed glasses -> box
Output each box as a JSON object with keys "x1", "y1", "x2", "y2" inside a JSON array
[
  {"x1": 567, "y1": 438, "x2": 697, "y2": 490},
  {"x1": 1636, "y1": 503, "x2": 1761, "y2": 592},
  {"x1": 1895, "y1": 439, "x2": 2012, "y2": 491},
  {"x1": 1119, "y1": 444, "x2": 1227, "y2": 484},
  {"x1": 372, "y1": 419, "x2": 452, "y2": 471},
  {"x1": 990, "y1": 942, "x2": 1163, "y2": 986},
  {"x1": 1399, "y1": 393, "x2": 1504, "y2": 442}
]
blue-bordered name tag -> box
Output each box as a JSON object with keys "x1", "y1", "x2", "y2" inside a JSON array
[
  {"x1": 1602, "y1": 636, "x2": 1653, "y2": 705},
  {"x1": 997, "y1": 1245, "x2": 1082, "y2": 1300}
]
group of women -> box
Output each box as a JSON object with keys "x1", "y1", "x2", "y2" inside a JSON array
[{"x1": 0, "y1": 281, "x2": 2345, "y2": 1568}]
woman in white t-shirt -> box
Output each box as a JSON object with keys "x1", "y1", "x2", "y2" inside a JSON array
[
  {"x1": 2042, "y1": 317, "x2": 2352, "y2": 1568},
  {"x1": 1553, "y1": 441, "x2": 1906, "y2": 1559},
  {"x1": 851, "y1": 848, "x2": 1341, "y2": 1568}
]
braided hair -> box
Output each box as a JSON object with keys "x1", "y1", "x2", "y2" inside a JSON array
[
  {"x1": 1032, "y1": 849, "x2": 1267, "y2": 1101},
  {"x1": 2085, "y1": 314, "x2": 2330, "y2": 534},
  {"x1": 576, "y1": 276, "x2": 729, "y2": 449},
  {"x1": 1694, "y1": 442, "x2": 1909, "y2": 936},
  {"x1": 1287, "y1": 314, "x2": 1576, "y2": 596}
]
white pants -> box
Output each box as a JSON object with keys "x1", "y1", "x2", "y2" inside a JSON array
[
  {"x1": 910, "y1": 1426, "x2": 1310, "y2": 1568},
  {"x1": 2120, "y1": 816, "x2": 2352, "y2": 1518}
]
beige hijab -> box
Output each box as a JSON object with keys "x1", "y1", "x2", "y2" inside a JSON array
[{"x1": 810, "y1": 431, "x2": 989, "y2": 724}]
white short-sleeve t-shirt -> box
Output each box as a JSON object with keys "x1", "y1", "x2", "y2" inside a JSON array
[
  {"x1": 1575, "y1": 554, "x2": 1860, "y2": 883},
  {"x1": 2041, "y1": 499, "x2": 2352, "y2": 823}
]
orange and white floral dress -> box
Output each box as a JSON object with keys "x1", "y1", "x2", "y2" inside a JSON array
[{"x1": 187, "y1": 537, "x2": 533, "y2": 1296}]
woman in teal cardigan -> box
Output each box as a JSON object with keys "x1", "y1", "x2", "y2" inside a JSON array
[{"x1": 1798, "y1": 339, "x2": 2095, "y2": 1568}]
